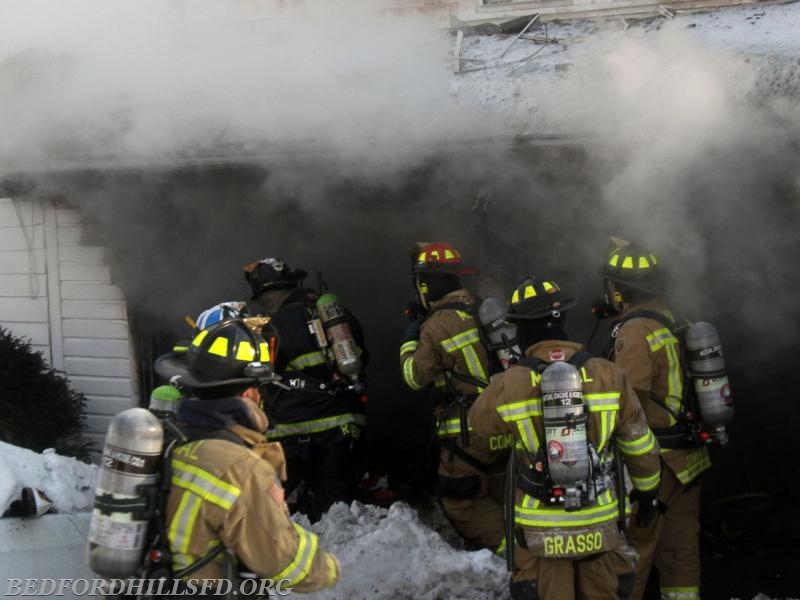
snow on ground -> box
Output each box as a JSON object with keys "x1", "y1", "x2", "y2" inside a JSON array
[
  {"x1": 300, "y1": 502, "x2": 509, "y2": 600},
  {"x1": 0, "y1": 441, "x2": 97, "y2": 515}
]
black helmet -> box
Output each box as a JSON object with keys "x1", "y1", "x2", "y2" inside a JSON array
[
  {"x1": 243, "y1": 258, "x2": 307, "y2": 298},
  {"x1": 155, "y1": 319, "x2": 273, "y2": 398},
  {"x1": 600, "y1": 243, "x2": 663, "y2": 294},
  {"x1": 505, "y1": 275, "x2": 577, "y2": 321}
]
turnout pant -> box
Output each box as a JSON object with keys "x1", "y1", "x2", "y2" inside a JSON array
[
  {"x1": 628, "y1": 467, "x2": 702, "y2": 600},
  {"x1": 282, "y1": 427, "x2": 364, "y2": 518},
  {"x1": 436, "y1": 432, "x2": 507, "y2": 554},
  {"x1": 510, "y1": 541, "x2": 636, "y2": 600}
]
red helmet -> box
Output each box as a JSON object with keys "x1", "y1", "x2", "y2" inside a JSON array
[{"x1": 411, "y1": 242, "x2": 478, "y2": 276}]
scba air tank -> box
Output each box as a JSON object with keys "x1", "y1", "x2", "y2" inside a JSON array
[
  {"x1": 541, "y1": 361, "x2": 590, "y2": 490},
  {"x1": 87, "y1": 408, "x2": 164, "y2": 579},
  {"x1": 316, "y1": 292, "x2": 362, "y2": 382},
  {"x1": 478, "y1": 297, "x2": 521, "y2": 370},
  {"x1": 685, "y1": 321, "x2": 734, "y2": 439}
]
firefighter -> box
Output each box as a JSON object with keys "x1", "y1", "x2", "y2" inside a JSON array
[
  {"x1": 399, "y1": 242, "x2": 508, "y2": 556},
  {"x1": 469, "y1": 275, "x2": 661, "y2": 600},
  {"x1": 242, "y1": 257, "x2": 367, "y2": 519},
  {"x1": 596, "y1": 241, "x2": 711, "y2": 600},
  {"x1": 153, "y1": 319, "x2": 340, "y2": 592}
]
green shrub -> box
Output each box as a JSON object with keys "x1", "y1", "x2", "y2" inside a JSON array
[{"x1": 0, "y1": 327, "x2": 92, "y2": 460}]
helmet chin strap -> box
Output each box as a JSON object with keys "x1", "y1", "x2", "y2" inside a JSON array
[{"x1": 416, "y1": 278, "x2": 430, "y2": 311}]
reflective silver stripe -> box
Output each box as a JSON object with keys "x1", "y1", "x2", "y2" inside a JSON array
[
  {"x1": 646, "y1": 327, "x2": 676, "y2": 352},
  {"x1": 288, "y1": 350, "x2": 327, "y2": 370},
  {"x1": 461, "y1": 344, "x2": 488, "y2": 390},
  {"x1": 584, "y1": 392, "x2": 620, "y2": 411},
  {"x1": 598, "y1": 409, "x2": 617, "y2": 454},
  {"x1": 440, "y1": 328, "x2": 481, "y2": 353},
  {"x1": 515, "y1": 491, "x2": 619, "y2": 527},
  {"x1": 169, "y1": 490, "x2": 202, "y2": 570},
  {"x1": 631, "y1": 470, "x2": 660, "y2": 492},
  {"x1": 436, "y1": 418, "x2": 472, "y2": 437},
  {"x1": 268, "y1": 413, "x2": 366, "y2": 438},
  {"x1": 671, "y1": 447, "x2": 711, "y2": 483},
  {"x1": 274, "y1": 522, "x2": 319, "y2": 584},
  {"x1": 399, "y1": 340, "x2": 418, "y2": 356},
  {"x1": 618, "y1": 430, "x2": 657, "y2": 456},
  {"x1": 497, "y1": 398, "x2": 542, "y2": 422},
  {"x1": 171, "y1": 460, "x2": 241, "y2": 509},
  {"x1": 661, "y1": 587, "x2": 700, "y2": 600},
  {"x1": 664, "y1": 343, "x2": 683, "y2": 423},
  {"x1": 402, "y1": 356, "x2": 422, "y2": 391},
  {"x1": 517, "y1": 419, "x2": 539, "y2": 453}
]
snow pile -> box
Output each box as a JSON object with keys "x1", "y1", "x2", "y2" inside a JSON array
[
  {"x1": 0, "y1": 441, "x2": 98, "y2": 514},
  {"x1": 300, "y1": 501, "x2": 510, "y2": 600}
]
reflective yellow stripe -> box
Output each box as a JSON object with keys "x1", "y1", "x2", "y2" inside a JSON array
[
  {"x1": 268, "y1": 413, "x2": 366, "y2": 438},
  {"x1": 402, "y1": 356, "x2": 423, "y2": 391},
  {"x1": 461, "y1": 344, "x2": 488, "y2": 391},
  {"x1": 598, "y1": 408, "x2": 617, "y2": 454},
  {"x1": 171, "y1": 460, "x2": 241, "y2": 509},
  {"x1": 664, "y1": 343, "x2": 683, "y2": 422},
  {"x1": 274, "y1": 522, "x2": 319, "y2": 584},
  {"x1": 168, "y1": 490, "x2": 202, "y2": 570},
  {"x1": 670, "y1": 447, "x2": 711, "y2": 483},
  {"x1": 515, "y1": 490, "x2": 619, "y2": 527},
  {"x1": 191, "y1": 330, "x2": 208, "y2": 347},
  {"x1": 583, "y1": 392, "x2": 619, "y2": 453},
  {"x1": 497, "y1": 398, "x2": 542, "y2": 422},
  {"x1": 400, "y1": 340, "x2": 418, "y2": 355},
  {"x1": 646, "y1": 326, "x2": 683, "y2": 426},
  {"x1": 516, "y1": 420, "x2": 539, "y2": 453},
  {"x1": 235, "y1": 340, "x2": 256, "y2": 361},
  {"x1": 207, "y1": 337, "x2": 228, "y2": 357},
  {"x1": 287, "y1": 350, "x2": 327, "y2": 371},
  {"x1": 618, "y1": 430, "x2": 657, "y2": 456},
  {"x1": 631, "y1": 470, "x2": 660, "y2": 492},
  {"x1": 434, "y1": 374, "x2": 447, "y2": 389},
  {"x1": 646, "y1": 328, "x2": 676, "y2": 352},
  {"x1": 440, "y1": 328, "x2": 481, "y2": 353},
  {"x1": 436, "y1": 417, "x2": 472, "y2": 438},
  {"x1": 495, "y1": 537, "x2": 507, "y2": 557},
  {"x1": 661, "y1": 587, "x2": 700, "y2": 600},
  {"x1": 584, "y1": 392, "x2": 620, "y2": 411}
]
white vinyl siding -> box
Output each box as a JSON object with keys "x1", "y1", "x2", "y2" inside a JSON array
[{"x1": 0, "y1": 197, "x2": 138, "y2": 461}]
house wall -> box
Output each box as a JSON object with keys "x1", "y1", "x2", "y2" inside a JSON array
[{"x1": 0, "y1": 197, "x2": 137, "y2": 458}]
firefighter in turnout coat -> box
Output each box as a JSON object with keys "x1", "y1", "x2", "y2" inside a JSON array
[
  {"x1": 399, "y1": 242, "x2": 508, "y2": 556},
  {"x1": 154, "y1": 319, "x2": 339, "y2": 593},
  {"x1": 243, "y1": 257, "x2": 367, "y2": 519},
  {"x1": 597, "y1": 241, "x2": 711, "y2": 600},
  {"x1": 469, "y1": 276, "x2": 661, "y2": 600}
]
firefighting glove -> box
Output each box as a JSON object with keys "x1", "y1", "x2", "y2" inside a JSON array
[
  {"x1": 630, "y1": 489, "x2": 659, "y2": 529},
  {"x1": 402, "y1": 316, "x2": 424, "y2": 343}
]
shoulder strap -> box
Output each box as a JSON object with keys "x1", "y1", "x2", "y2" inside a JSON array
[
  {"x1": 517, "y1": 350, "x2": 595, "y2": 374},
  {"x1": 567, "y1": 351, "x2": 595, "y2": 369},
  {"x1": 427, "y1": 301, "x2": 475, "y2": 318},
  {"x1": 516, "y1": 355, "x2": 547, "y2": 373},
  {"x1": 611, "y1": 310, "x2": 677, "y2": 339}
]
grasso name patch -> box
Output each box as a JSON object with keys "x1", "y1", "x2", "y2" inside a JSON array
[{"x1": 543, "y1": 532, "x2": 603, "y2": 556}]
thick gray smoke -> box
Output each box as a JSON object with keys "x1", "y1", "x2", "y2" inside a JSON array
[
  {"x1": 3, "y1": 2, "x2": 800, "y2": 512},
  {"x1": 0, "y1": 0, "x2": 504, "y2": 176}
]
